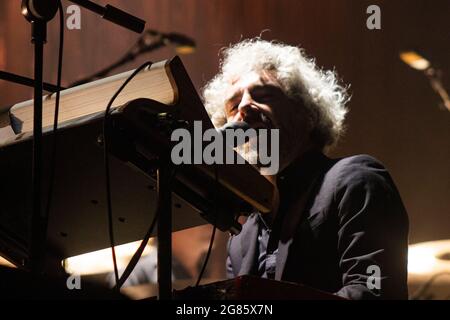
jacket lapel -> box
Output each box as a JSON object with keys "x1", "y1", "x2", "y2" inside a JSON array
[
  {"x1": 275, "y1": 238, "x2": 293, "y2": 280},
  {"x1": 275, "y1": 172, "x2": 324, "y2": 280},
  {"x1": 237, "y1": 214, "x2": 259, "y2": 275}
]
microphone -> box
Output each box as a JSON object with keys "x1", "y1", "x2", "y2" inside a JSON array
[
  {"x1": 139, "y1": 30, "x2": 196, "y2": 54},
  {"x1": 217, "y1": 121, "x2": 254, "y2": 147},
  {"x1": 69, "y1": 29, "x2": 195, "y2": 87},
  {"x1": 161, "y1": 32, "x2": 196, "y2": 48},
  {"x1": 217, "y1": 121, "x2": 251, "y2": 133}
]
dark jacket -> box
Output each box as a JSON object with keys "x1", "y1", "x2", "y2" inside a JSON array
[{"x1": 226, "y1": 152, "x2": 409, "y2": 300}]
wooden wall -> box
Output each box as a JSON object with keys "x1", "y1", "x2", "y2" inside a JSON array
[{"x1": 0, "y1": 0, "x2": 449, "y2": 254}]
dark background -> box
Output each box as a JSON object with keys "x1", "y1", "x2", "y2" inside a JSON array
[{"x1": 0, "y1": 0, "x2": 448, "y2": 254}]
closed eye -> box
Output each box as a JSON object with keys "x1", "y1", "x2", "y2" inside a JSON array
[
  {"x1": 225, "y1": 101, "x2": 239, "y2": 116},
  {"x1": 250, "y1": 85, "x2": 281, "y2": 103},
  {"x1": 253, "y1": 94, "x2": 273, "y2": 103}
]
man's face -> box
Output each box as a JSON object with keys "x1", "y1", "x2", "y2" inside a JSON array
[{"x1": 224, "y1": 71, "x2": 311, "y2": 172}]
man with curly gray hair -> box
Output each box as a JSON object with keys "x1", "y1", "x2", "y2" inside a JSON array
[{"x1": 203, "y1": 38, "x2": 409, "y2": 300}]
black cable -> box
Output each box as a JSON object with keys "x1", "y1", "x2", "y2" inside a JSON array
[
  {"x1": 103, "y1": 61, "x2": 153, "y2": 290},
  {"x1": 44, "y1": 0, "x2": 64, "y2": 261},
  {"x1": 114, "y1": 167, "x2": 177, "y2": 290},
  {"x1": 114, "y1": 203, "x2": 158, "y2": 290},
  {"x1": 195, "y1": 165, "x2": 219, "y2": 287}
]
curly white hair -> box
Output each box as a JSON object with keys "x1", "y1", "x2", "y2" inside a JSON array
[{"x1": 202, "y1": 38, "x2": 350, "y2": 148}]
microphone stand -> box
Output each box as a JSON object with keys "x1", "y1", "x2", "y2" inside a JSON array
[
  {"x1": 424, "y1": 68, "x2": 450, "y2": 112},
  {"x1": 156, "y1": 160, "x2": 173, "y2": 300},
  {"x1": 0, "y1": 70, "x2": 64, "y2": 92},
  {"x1": 69, "y1": 40, "x2": 164, "y2": 87},
  {"x1": 19, "y1": 0, "x2": 175, "y2": 301},
  {"x1": 19, "y1": 0, "x2": 146, "y2": 279},
  {"x1": 21, "y1": 0, "x2": 60, "y2": 276},
  {"x1": 69, "y1": 30, "x2": 196, "y2": 87}
]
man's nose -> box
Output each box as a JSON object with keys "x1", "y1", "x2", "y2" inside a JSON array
[{"x1": 237, "y1": 92, "x2": 258, "y2": 120}]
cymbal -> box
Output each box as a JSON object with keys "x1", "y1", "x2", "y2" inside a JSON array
[
  {"x1": 408, "y1": 239, "x2": 450, "y2": 279},
  {"x1": 408, "y1": 239, "x2": 450, "y2": 300}
]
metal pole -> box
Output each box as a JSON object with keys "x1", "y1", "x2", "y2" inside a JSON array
[{"x1": 157, "y1": 164, "x2": 172, "y2": 300}]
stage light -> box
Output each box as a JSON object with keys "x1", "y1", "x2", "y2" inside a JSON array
[
  {"x1": 63, "y1": 239, "x2": 154, "y2": 275},
  {"x1": 400, "y1": 51, "x2": 431, "y2": 71},
  {"x1": 400, "y1": 50, "x2": 450, "y2": 112}
]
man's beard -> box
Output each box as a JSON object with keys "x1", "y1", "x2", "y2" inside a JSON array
[
  {"x1": 234, "y1": 134, "x2": 280, "y2": 175},
  {"x1": 234, "y1": 130, "x2": 304, "y2": 174},
  {"x1": 235, "y1": 136, "x2": 259, "y2": 166}
]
